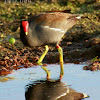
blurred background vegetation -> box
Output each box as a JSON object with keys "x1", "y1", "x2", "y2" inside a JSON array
[
  {"x1": 0, "y1": 0, "x2": 100, "y2": 59},
  {"x1": 0, "y1": 0, "x2": 99, "y2": 36}
]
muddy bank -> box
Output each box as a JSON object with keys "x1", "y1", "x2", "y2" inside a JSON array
[
  {"x1": 0, "y1": 36, "x2": 100, "y2": 75},
  {"x1": 0, "y1": 1, "x2": 100, "y2": 75}
]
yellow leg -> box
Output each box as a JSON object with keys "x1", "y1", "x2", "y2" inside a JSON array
[
  {"x1": 57, "y1": 45, "x2": 64, "y2": 81},
  {"x1": 37, "y1": 45, "x2": 50, "y2": 80},
  {"x1": 37, "y1": 45, "x2": 49, "y2": 65},
  {"x1": 41, "y1": 66, "x2": 51, "y2": 81}
]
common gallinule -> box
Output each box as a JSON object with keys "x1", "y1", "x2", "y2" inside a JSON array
[
  {"x1": 20, "y1": 12, "x2": 82, "y2": 80},
  {"x1": 25, "y1": 80, "x2": 89, "y2": 100}
]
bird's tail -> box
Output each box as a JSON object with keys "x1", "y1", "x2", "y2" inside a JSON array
[{"x1": 68, "y1": 14, "x2": 83, "y2": 20}]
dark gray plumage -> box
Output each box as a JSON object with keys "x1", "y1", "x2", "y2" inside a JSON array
[
  {"x1": 20, "y1": 12, "x2": 81, "y2": 47},
  {"x1": 25, "y1": 80, "x2": 89, "y2": 100},
  {"x1": 20, "y1": 12, "x2": 82, "y2": 81}
]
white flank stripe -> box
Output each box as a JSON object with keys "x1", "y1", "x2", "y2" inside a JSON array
[
  {"x1": 56, "y1": 87, "x2": 70, "y2": 99},
  {"x1": 56, "y1": 93, "x2": 67, "y2": 99},
  {"x1": 76, "y1": 16, "x2": 81, "y2": 19},
  {"x1": 42, "y1": 26, "x2": 65, "y2": 33}
]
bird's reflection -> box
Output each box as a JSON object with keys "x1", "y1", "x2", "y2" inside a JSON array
[{"x1": 25, "y1": 79, "x2": 89, "y2": 100}]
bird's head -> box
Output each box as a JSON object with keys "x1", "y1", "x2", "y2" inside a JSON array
[{"x1": 22, "y1": 21, "x2": 29, "y2": 35}]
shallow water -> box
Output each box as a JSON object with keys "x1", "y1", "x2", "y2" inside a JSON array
[{"x1": 0, "y1": 63, "x2": 100, "y2": 100}]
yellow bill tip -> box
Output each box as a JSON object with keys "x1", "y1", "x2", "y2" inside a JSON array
[{"x1": 25, "y1": 32, "x2": 28, "y2": 35}]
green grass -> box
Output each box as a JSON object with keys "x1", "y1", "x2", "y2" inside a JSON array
[{"x1": 0, "y1": 1, "x2": 100, "y2": 40}]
